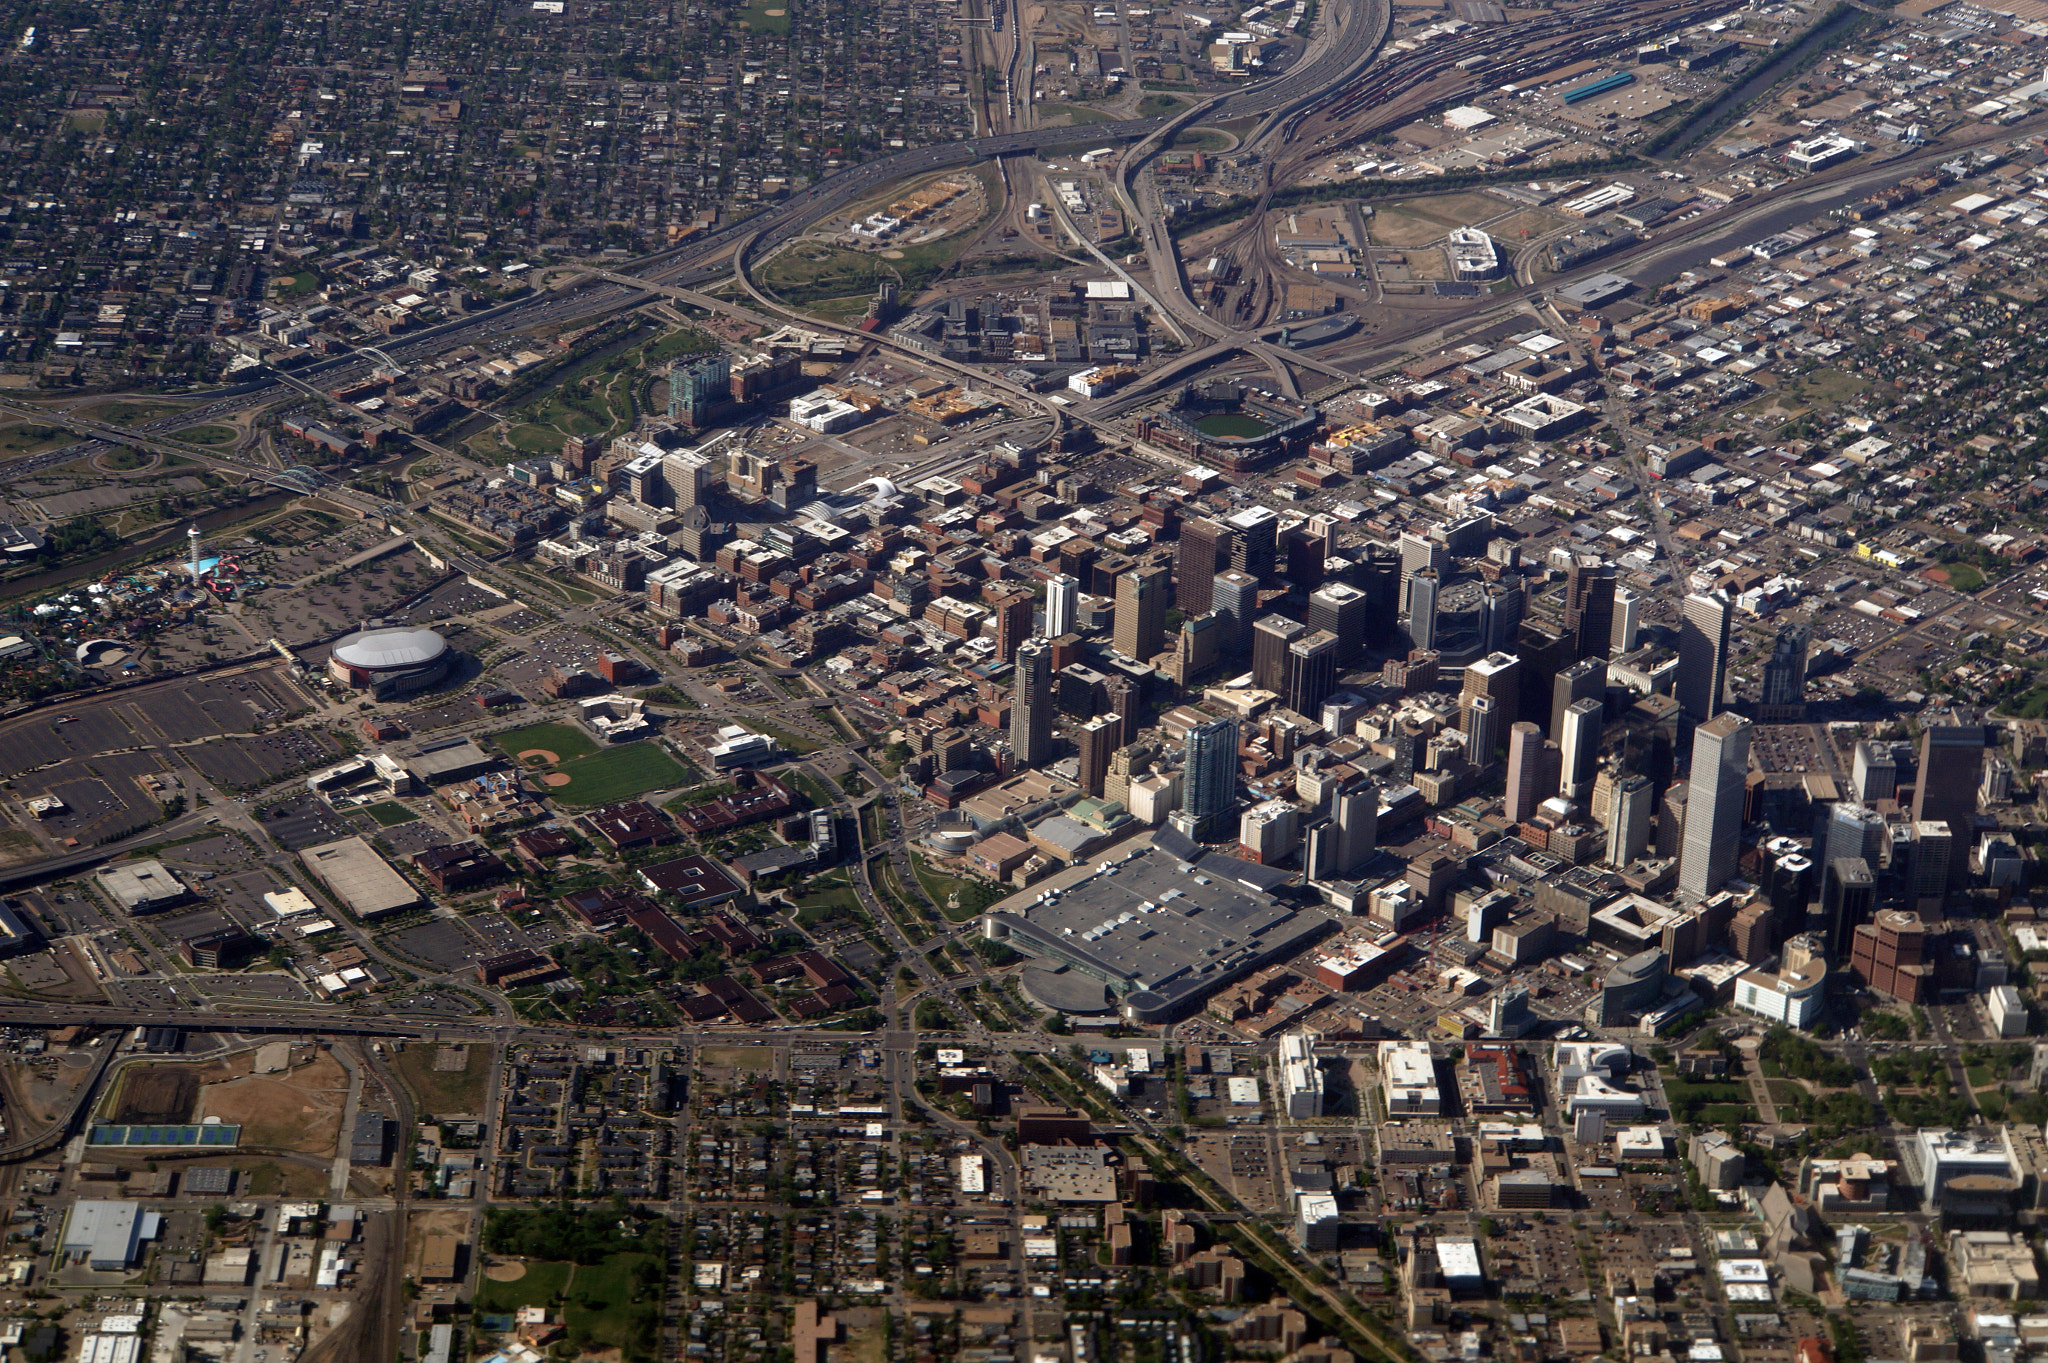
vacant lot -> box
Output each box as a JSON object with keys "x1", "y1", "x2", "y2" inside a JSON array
[
  {"x1": 197, "y1": 1048, "x2": 350, "y2": 1154},
  {"x1": 111, "y1": 1066, "x2": 200, "y2": 1123},
  {"x1": 393, "y1": 1043, "x2": 492, "y2": 1118}
]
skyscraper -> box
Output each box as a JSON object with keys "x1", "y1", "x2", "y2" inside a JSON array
[
  {"x1": 1912, "y1": 724, "x2": 1986, "y2": 884},
  {"x1": 1360, "y1": 543, "x2": 1402, "y2": 650},
  {"x1": 1308, "y1": 581, "x2": 1370, "y2": 664},
  {"x1": 1758, "y1": 623, "x2": 1811, "y2": 721},
  {"x1": 1606, "y1": 773, "x2": 1652, "y2": 868},
  {"x1": 1822, "y1": 801, "x2": 1887, "y2": 871},
  {"x1": 1176, "y1": 519, "x2": 1235, "y2": 614},
  {"x1": 1504, "y1": 723, "x2": 1556, "y2": 825},
  {"x1": 1285, "y1": 630, "x2": 1341, "y2": 717},
  {"x1": 1676, "y1": 591, "x2": 1733, "y2": 722},
  {"x1": 668, "y1": 351, "x2": 732, "y2": 425},
  {"x1": 1105, "y1": 675, "x2": 1140, "y2": 747},
  {"x1": 1332, "y1": 779, "x2": 1379, "y2": 878},
  {"x1": 1010, "y1": 638, "x2": 1054, "y2": 769},
  {"x1": 1182, "y1": 717, "x2": 1241, "y2": 834},
  {"x1": 1043, "y1": 574, "x2": 1079, "y2": 640},
  {"x1": 1559, "y1": 697, "x2": 1603, "y2": 800},
  {"x1": 1404, "y1": 568, "x2": 1440, "y2": 652},
  {"x1": 1225, "y1": 506, "x2": 1279, "y2": 580},
  {"x1": 1678, "y1": 711, "x2": 1752, "y2": 900},
  {"x1": 1461, "y1": 651, "x2": 1521, "y2": 735},
  {"x1": 1253, "y1": 616, "x2": 1309, "y2": 695},
  {"x1": 1076, "y1": 714, "x2": 1121, "y2": 798},
  {"x1": 992, "y1": 592, "x2": 1032, "y2": 664},
  {"x1": 1550, "y1": 657, "x2": 1606, "y2": 739},
  {"x1": 1211, "y1": 571, "x2": 1260, "y2": 657},
  {"x1": 1563, "y1": 557, "x2": 1616, "y2": 665},
  {"x1": 1910, "y1": 820, "x2": 1952, "y2": 910},
  {"x1": 1113, "y1": 563, "x2": 1171, "y2": 662},
  {"x1": 1822, "y1": 856, "x2": 1876, "y2": 959},
  {"x1": 1611, "y1": 585, "x2": 1642, "y2": 656},
  {"x1": 1463, "y1": 693, "x2": 1501, "y2": 765},
  {"x1": 1851, "y1": 740, "x2": 1898, "y2": 803}
]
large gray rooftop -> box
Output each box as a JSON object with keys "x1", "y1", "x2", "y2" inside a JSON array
[{"x1": 985, "y1": 839, "x2": 1329, "y2": 1018}]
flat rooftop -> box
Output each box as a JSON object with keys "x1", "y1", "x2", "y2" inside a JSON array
[{"x1": 985, "y1": 837, "x2": 1329, "y2": 1014}]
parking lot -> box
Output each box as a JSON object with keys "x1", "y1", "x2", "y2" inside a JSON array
[
  {"x1": 385, "y1": 918, "x2": 483, "y2": 971},
  {"x1": 30, "y1": 751, "x2": 173, "y2": 845},
  {"x1": 467, "y1": 912, "x2": 535, "y2": 958},
  {"x1": 184, "y1": 730, "x2": 345, "y2": 791},
  {"x1": 258, "y1": 794, "x2": 358, "y2": 851}
]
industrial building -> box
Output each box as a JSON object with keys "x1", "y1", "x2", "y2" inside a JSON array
[
  {"x1": 61, "y1": 1201, "x2": 160, "y2": 1270},
  {"x1": 299, "y1": 838, "x2": 421, "y2": 920}
]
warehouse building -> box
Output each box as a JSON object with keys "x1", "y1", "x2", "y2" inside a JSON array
[
  {"x1": 95, "y1": 860, "x2": 188, "y2": 915},
  {"x1": 61, "y1": 1201, "x2": 160, "y2": 1270}
]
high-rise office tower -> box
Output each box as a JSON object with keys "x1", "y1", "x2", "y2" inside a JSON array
[
  {"x1": 1910, "y1": 820, "x2": 1953, "y2": 910},
  {"x1": 1851, "y1": 740, "x2": 1898, "y2": 803},
  {"x1": 1550, "y1": 657, "x2": 1606, "y2": 739},
  {"x1": 992, "y1": 592, "x2": 1032, "y2": 664},
  {"x1": 1758, "y1": 623, "x2": 1811, "y2": 721},
  {"x1": 1611, "y1": 585, "x2": 1642, "y2": 656},
  {"x1": 1678, "y1": 711, "x2": 1753, "y2": 899},
  {"x1": 1822, "y1": 856, "x2": 1876, "y2": 959},
  {"x1": 1504, "y1": 722, "x2": 1557, "y2": 825},
  {"x1": 663, "y1": 447, "x2": 710, "y2": 511},
  {"x1": 1606, "y1": 772, "x2": 1652, "y2": 868},
  {"x1": 1463, "y1": 693, "x2": 1501, "y2": 765},
  {"x1": 1105, "y1": 675, "x2": 1140, "y2": 747},
  {"x1": 1225, "y1": 506, "x2": 1280, "y2": 580},
  {"x1": 1562, "y1": 557, "x2": 1616, "y2": 664},
  {"x1": 1461, "y1": 651, "x2": 1521, "y2": 735},
  {"x1": 1211, "y1": 570, "x2": 1260, "y2": 657},
  {"x1": 1284, "y1": 524, "x2": 1330, "y2": 591},
  {"x1": 1821, "y1": 801, "x2": 1887, "y2": 872},
  {"x1": 1173, "y1": 611, "x2": 1223, "y2": 684},
  {"x1": 1308, "y1": 582, "x2": 1370, "y2": 664},
  {"x1": 1113, "y1": 563, "x2": 1171, "y2": 662},
  {"x1": 1676, "y1": 591, "x2": 1733, "y2": 722},
  {"x1": 1010, "y1": 638, "x2": 1054, "y2": 769},
  {"x1": 1252, "y1": 615, "x2": 1309, "y2": 694},
  {"x1": 1559, "y1": 697, "x2": 1603, "y2": 801},
  {"x1": 1404, "y1": 568, "x2": 1440, "y2": 652},
  {"x1": 1285, "y1": 630, "x2": 1341, "y2": 717},
  {"x1": 1332, "y1": 780, "x2": 1379, "y2": 878},
  {"x1": 1398, "y1": 530, "x2": 1447, "y2": 582},
  {"x1": 1913, "y1": 724, "x2": 1986, "y2": 884},
  {"x1": 1181, "y1": 716, "x2": 1241, "y2": 832},
  {"x1": 1043, "y1": 574, "x2": 1079, "y2": 640},
  {"x1": 1360, "y1": 543, "x2": 1402, "y2": 649},
  {"x1": 1176, "y1": 519, "x2": 1235, "y2": 614},
  {"x1": 1076, "y1": 714, "x2": 1120, "y2": 797}
]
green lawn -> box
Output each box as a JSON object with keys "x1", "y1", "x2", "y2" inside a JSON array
[
  {"x1": 476, "y1": 1258, "x2": 576, "y2": 1313},
  {"x1": 179, "y1": 424, "x2": 239, "y2": 446},
  {"x1": 563, "y1": 1252, "x2": 663, "y2": 1355},
  {"x1": 492, "y1": 722, "x2": 600, "y2": 763},
  {"x1": 365, "y1": 801, "x2": 420, "y2": 827},
  {"x1": 548, "y1": 742, "x2": 690, "y2": 806},
  {"x1": 740, "y1": 0, "x2": 791, "y2": 33},
  {"x1": 1939, "y1": 562, "x2": 1986, "y2": 591}
]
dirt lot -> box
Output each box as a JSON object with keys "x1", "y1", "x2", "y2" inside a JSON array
[
  {"x1": 110, "y1": 1065, "x2": 202, "y2": 1123},
  {"x1": 196, "y1": 1047, "x2": 350, "y2": 1154}
]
